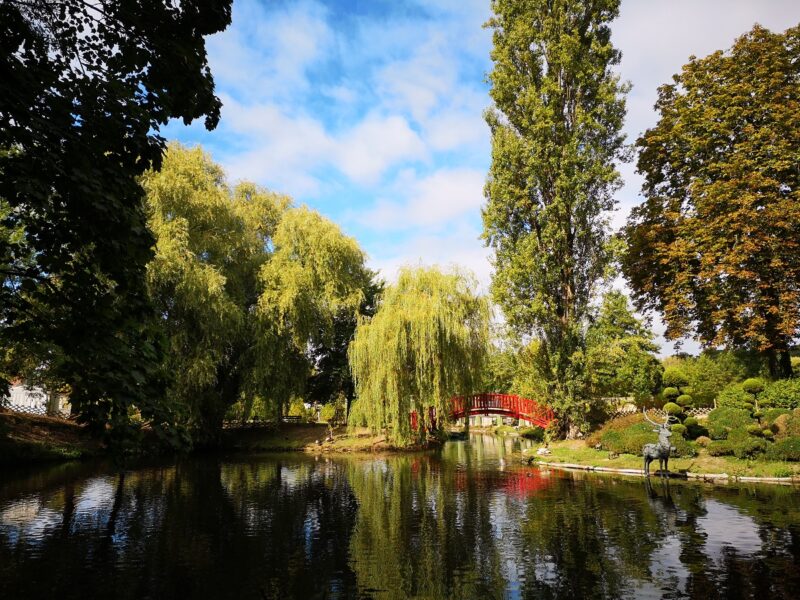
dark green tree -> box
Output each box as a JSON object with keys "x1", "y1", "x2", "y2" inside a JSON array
[
  {"x1": 0, "y1": 1, "x2": 231, "y2": 441},
  {"x1": 624, "y1": 24, "x2": 800, "y2": 378},
  {"x1": 483, "y1": 0, "x2": 629, "y2": 432}
]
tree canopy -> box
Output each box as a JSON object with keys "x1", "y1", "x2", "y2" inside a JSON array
[
  {"x1": 349, "y1": 267, "x2": 489, "y2": 444},
  {"x1": 624, "y1": 24, "x2": 800, "y2": 378},
  {"x1": 143, "y1": 145, "x2": 370, "y2": 444},
  {"x1": 482, "y1": 0, "x2": 628, "y2": 432},
  {"x1": 0, "y1": 0, "x2": 231, "y2": 438}
]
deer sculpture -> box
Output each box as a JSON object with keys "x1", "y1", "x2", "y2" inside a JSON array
[{"x1": 642, "y1": 408, "x2": 677, "y2": 477}]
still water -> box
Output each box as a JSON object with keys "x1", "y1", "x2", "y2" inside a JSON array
[{"x1": 1, "y1": 435, "x2": 799, "y2": 599}]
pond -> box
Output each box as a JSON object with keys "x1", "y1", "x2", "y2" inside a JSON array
[{"x1": 1, "y1": 434, "x2": 799, "y2": 599}]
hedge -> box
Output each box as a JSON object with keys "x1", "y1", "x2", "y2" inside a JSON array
[
  {"x1": 765, "y1": 437, "x2": 800, "y2": 462},
  {"x1": 707, "y1": 429, "x2": 767, "y2": 459},
  {"x1": 760, "y1": 379, "x2": 800, "y2": 410},
  {"x1": 706, "y1": 407, "x2": 754, "y2": 440}
]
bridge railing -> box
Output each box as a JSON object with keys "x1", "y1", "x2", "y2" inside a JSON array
[{"x1": 450, "y1": 393, "x2": 554, "y2": 426}]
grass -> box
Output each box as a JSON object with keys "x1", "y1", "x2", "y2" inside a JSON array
[
  {"x1": 0, "y1": 411, "x2": 102, "y2": 464},
  {"x1": 221, "y1": 423, "x2": 434, "y2": 454},
  {"x1": 526, "y1": 440, "x2": 800, "y2": 479}
]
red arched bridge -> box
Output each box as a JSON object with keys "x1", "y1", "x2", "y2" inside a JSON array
[{"x1": 411, "y1": 393, "x2": 555, "y2": 431}]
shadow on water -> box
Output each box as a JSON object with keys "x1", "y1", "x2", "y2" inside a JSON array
[{"x1": 1, "y1": 434, "x2": 799, "y2": 599}]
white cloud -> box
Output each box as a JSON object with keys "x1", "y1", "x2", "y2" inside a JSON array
[{"x1": 357, "y1": 168, "x2": 485, "y2": 231}]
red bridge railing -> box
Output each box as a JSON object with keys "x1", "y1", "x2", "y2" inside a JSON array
[{"x1": 410, "y1": 393, "x2": 555, "y2": 431}]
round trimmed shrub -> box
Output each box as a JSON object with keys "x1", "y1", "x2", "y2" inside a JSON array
[
  {"x1": 742, "y1": 377, "x2": 765, "y2": 396},
  {"x1": 676, "y1": 394, "x2": 693, "y2": 407},
  {"x1": 765, "y1": 437, "x2": 800, "y2": 462},
  {"x1": 762, "y1": 429, "x2": 774, "y2": 440},
  {"x1": 706, "y1": 407, "x2": 754, "y2": 440},
  {"x1": 683, "y1": 416, "x2": 699, "y2": 427},
  {"x1": 746, "y1": 424, "x2": 763, "y2": 437},
  {"x1": 671, "y1": 423, "x2": 687, "y2": 437},
  {"x1": 695, "y1": 435, "x2": 711, "y2": 447},
  {"x1": 662, "y1": 387, "x2": 680, "y2": 401},
  {"x1": 663, "y1": 402, "x2": 682, "y2": 416}
]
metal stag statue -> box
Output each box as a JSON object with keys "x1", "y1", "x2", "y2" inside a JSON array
[{"x1": 642, "y1": 409, "x2": 676, "y2": 477}]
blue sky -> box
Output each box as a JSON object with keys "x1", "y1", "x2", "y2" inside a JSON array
[{"x1": 164, "y1": 0, "x2": 800, "y2": 354}]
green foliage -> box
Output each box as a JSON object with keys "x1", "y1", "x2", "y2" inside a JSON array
[
  {"x1": 670, "y1": 424, "x2": 687, "y2": 438},
  {"x1": 683, "y1": 417, "x2": 698, "y2": 427},
  {"x1": 0, "y1": 1, "x2": 231, "y2": 446},
  {"x1": 482, "y1": 0, "x2": 628, "y2": 431},
  {"x1": 765, "y1": 437, "x2": 800, "y2": 462},
  {"x1": 717, "y1": 384, "x2": 755, "y2": 411},
  {"x1": 288, "y1": 399, "x2": 313, "y2": 423},
  {"x1": 519, "y1": 426, "x2": 545, "y2": 442},
  {"x1": 585, "y1": 291, "x2": 663, "y2": 406},
  {"x1": 662, "y1": 402, "x2": 682, "y2": 416},
  {"x1": 746, "y1": 424, "x2": 764, "y2": 437},
  {"x1": 319, "y1": 403, "x2": 337, "y2": 424},
  {"x1": 742, "y1": 378, "x2": 765, "y2": 396},
  {"x1": 623, "y1": 25, "x2": 800, "y2": 378},
  {"x1": 707, "y1": 429, "x2": 767, "y2": 459},
  {"x1": 482, "y1": 343, "x2": 519, "y2": 394},
  {"x1": 662, "y1": 367, "x2": 689, "y2": 390},
  {"x1": 349, "y1": 267, "x2": 489, "y2": 444},
  {"x1": 676, "y1": 394, "x2": 693, "y2": 407},
  {"x1": 143, "y1": 145, "x2": 368, "y2": 443},
  {"x1": 762, "y1": 408, "x2": 792, "y2": 426},
  {"x1": 662, "y1": 387, "x2": 680, "y2": 402},
  {"x1": 772, "y1": 409, "x2": 800, "y2": 439},
  {"x1": 760, "y1": 379, "x2": 800, "y2": 409},
  {"x1": 706, "y1": 407, "x2": 755, "y2": 440},
  {"x1": 594, "y1": 414, "x2": 696, "y2": 457},
  {"x1": 762, "y1": 429, "x2": 774, "y2": 440},
  {"x1": 696, "y1": 436, "x2": 711, "y2": 447}
]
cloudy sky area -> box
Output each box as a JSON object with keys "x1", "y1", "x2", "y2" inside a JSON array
[{"x1": 164, "y1": 0, "x2": 800, "y2": 355}]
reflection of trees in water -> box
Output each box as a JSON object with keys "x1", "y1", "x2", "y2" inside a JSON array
[
  {"x1": 0, "y1": 458, "x2": 361, "y2": 599},
  {"x1": 1, "y1": 456, "x2": 800, "y2": 599},
  {"x1": 346, "y1": 455, "x2": 506, "y2": 599}
]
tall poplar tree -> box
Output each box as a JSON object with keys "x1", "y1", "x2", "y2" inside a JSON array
[
  {"x1": 483, "y1": 0, "x2": 628, "y2": 431},
  {"x1": 624, "y1": 25, "x2": 800, "y2": 378}
]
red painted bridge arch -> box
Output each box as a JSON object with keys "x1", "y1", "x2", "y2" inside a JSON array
[{"x1": 411, "y1": 393, "x2": 556, "y2": 430}]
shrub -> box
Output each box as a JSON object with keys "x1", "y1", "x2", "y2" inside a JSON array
[
  {"x1": 663, "y1": 402, "x2": 682, "y2": 416},
  {"x1": 772, "y1": 409, "x2": 800, "y2": 439},
  {"x1": 662, "y1": 387, "x2": 680, "y2": 401},
  {"x1": 762, "y1": 408, "x2": 791, "y2": 426},
  {"x1": 742, "y1": 377, "x2": 765, "y2": 396},
  {"x1": 706, "y1": 407, "x2": 754, "y2": 440},
  {"x1": 765, "y1": 437, "x2": 800, "y2": 462},
  {"x1": 676, "y1": 394, "x2": 693, "y2": 407},
  {"x1": 727, "y1": 429, "x2": 767, "y2": 458},
  {"x1": 663, "y1": 367, "x2": 689, "y2": 389},
  {"x1": 746, "y1": 424, "x2": 763, "y2": 437},
  {"x1": 520, "y1": 426, "x2": 545, "y2": 441},
  {"x1": 760, "y1": 379, "x2": 800, "y2": 410},
  {"x1": 707, "y1": 440, "x2": 732, "y2": 456},
  {"x1": 717, "y1": 384, "x2": 754, "y2": 410},
  {"x1": 671, "y1": 437, "x2": 697, "y2": 458},
  {"x1": 695, "y1": 435, "x2": 711, "y2": 447},
  {"x1": 762, "y1": 429, "x2": 774, "y2": 440},
  {"x1": 683, "y1": 416, "x2": 698, "y2": 427},
  {"x1": 319, "y1": 403, "x2": 337, "y2": 423},
  {"x1": 671, "y1": 423, "x2": 687, "y2": 437}
]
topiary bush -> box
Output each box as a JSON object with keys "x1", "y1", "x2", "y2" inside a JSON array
[
  {"x1": 762, "y1": 408, "x2": 791, "y2": 426},
  {"x1": 742, "y1": 377, "x2": 765, "y2": 395},
  {"x1": 760, "y1": 379, "x2": 800, "y2": 410},
  {"x1": 671, "y1": 423, "x2": 687, "y2": 437},
  {"x1": 676, "y1": 394, "x2": 693, "y2": 407},
  {"x1": 745, "y1": 424, "x2": 764, "y2": 437},
  {"x1": 706, "y1": 407, "x2": 754, "y2": 440},
  {"x1": 765, "y1": 437, "x2": 800, "y2": 462},
  {"x1": 683, "y1": 416, "x2": 698, "y2": 427},
  {"x1": 762, "y1": 429, "x2": 774, "y2": 440},
  {"x1": 663, "y1": 402, "x2": 682, "y2": 416},
  {"x1": 662, "y1": 387, "x2": 680, "y2": 402},
  {"x1": 695, "y1": 435, "x2": 711, "y2": 447}
]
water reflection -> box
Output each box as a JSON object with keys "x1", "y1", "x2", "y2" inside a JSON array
[{"x1": 0, "y1": 435, "x2": 799, "y2": 599}]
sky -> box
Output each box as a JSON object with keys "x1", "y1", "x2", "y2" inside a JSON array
[{"x1": 164, "y1": 0, "x2": 800, "y2": 355}]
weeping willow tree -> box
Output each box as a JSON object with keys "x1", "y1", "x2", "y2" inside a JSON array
[
  {"x1": 256, "y1": 207, "x2": 370, "y2": 418},
  {"x1": 349, "y1": 267, "x2": 489, "y2": 444}
]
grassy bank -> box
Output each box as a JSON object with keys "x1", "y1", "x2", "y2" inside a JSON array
[
  {"x1": 221, "y1": 423, "x2": 437, "y2": 454},
  {"x1": 525, "y1": 440, "x2": 800, "y2": 480},
  {"x1": 0, "y1": 411, "x2": 102, "y2": 464}
]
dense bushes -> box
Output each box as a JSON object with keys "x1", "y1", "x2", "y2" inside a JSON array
[
  {"x1": 765, "y1": 437, "x2": 800, "y2": 461},
  {"x1": 760, "y1": 379, "x2": 800, "y2": 409},
  {"x1": 592, "y1": 414, "x2": 696, "y2": 457},
  {"x1": 717, "y1": 384, "x2": 754, "y2": 410},
  {"x1": 706, "y1": 407, "x2": 752, "y2": 440},
  {"x1": 707, "y1": 429, "x2": 767, "y2": 459},
  {"x1": 519, "y1": 426, "x2": 545, "y2": 441}
]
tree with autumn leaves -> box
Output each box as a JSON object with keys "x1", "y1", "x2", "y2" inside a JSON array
[{"x1": 624, "y1": 24, "x2": 800, "y2": 379}]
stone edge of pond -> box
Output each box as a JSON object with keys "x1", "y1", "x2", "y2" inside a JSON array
[{"x1": 529, "y1": 459, "x2": 800, "y2": 486}]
